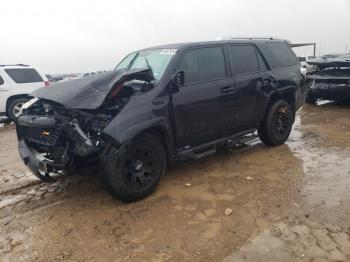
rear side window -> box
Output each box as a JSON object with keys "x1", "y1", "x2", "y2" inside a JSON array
[
  {"x1": 179, "y1": 46, "x2": 226, "y2": 84},
  {"x1": 228, "y1": 45, "x2": 259, "y2": 75},
  {"x1": 266, "y1": 42, "x2": 298, "y2": 67},
  {"x1": 4, "y1": 68, "x2": 43, "y2": 83},
  {"x1": 0, "y1": 75, "x2": 4, "y2": 85}
]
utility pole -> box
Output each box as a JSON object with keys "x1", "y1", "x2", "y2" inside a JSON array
[{"x1": 313, "y1": 43, "x2": 316, "y2": 58}]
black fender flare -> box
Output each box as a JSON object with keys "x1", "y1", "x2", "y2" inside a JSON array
[
  {"x1": 121, "y1": 117, "x2": 170, "y2": 144},
  {"x1": 103, "y1": 116, "x2": 174, "y2": 149},
  {"x1": 262, "y1": 85, "x2": 297, "y2": 120},
  {"x1": 102, "y1": 116, "x2": 175, "y2": 164}
]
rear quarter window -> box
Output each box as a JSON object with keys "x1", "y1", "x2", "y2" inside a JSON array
[
  {"x1": 4, "y1": 68, "x2": 43, "y2": 83},
  {"x1": 0, "y1": 75, "x2": 4, "y2": 85},
  {"x1": 265, "y1": 42, "x2": 298, "y2": 67}
]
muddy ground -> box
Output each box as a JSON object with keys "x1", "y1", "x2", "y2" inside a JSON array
[{"x1": 0, "y1": 101, "x2": 350, "y2": 262}]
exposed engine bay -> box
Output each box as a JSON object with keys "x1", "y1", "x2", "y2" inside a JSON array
[{"x1": 16, "y1": 69, "x2": 155, "y2": 180}]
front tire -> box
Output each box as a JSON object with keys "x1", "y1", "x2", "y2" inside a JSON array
[
  {"x1": 258, "y1": 99, "x2": 294, "y2": 147},
  {"x1": 102, "y1": 133, "x2": 166, "y2": 203},
  {"x1": 7, "y1": 98, "x2": 29, "y2": 121}
]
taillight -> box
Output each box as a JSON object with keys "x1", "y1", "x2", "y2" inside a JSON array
[{"x1": 44, "y1": 81, "x2": 50, "y2": 87}]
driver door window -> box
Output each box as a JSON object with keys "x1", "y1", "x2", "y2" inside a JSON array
[{"x1": 179, "y1": 47, "x2": 226, "y2": 84}]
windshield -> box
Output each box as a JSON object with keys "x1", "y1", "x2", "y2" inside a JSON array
[{"x1": 115, "y1": 48, "x2": 177, "y2": 80}]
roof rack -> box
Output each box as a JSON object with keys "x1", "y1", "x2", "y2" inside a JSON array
[
  {"x1": 0, "y1": 64, "x2": 29, "y2": 67},
  {"x1": 216, "y1": 36, "x2": 277, "y2": 41}
]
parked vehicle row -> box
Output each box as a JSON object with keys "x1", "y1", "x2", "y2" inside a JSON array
[
  {"x1": 47, "y1": 72, "x2": 105, "y2": 83},
  {"x1": 298, "y1": 55, "x2": 315, "y2": 72},
  {"x1": 60, "y1": 72, "x2": 100, "y2": 82},
  {"x1": 0, "y1": 67, "x2": 109, "y2": 121},
  {"x1": 15, "y1": 39, "x2": 306, "y2": 202}
]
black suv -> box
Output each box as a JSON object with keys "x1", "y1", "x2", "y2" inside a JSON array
[{"x1": 16, "y1": 39, "x2": 306, "y2": 202}]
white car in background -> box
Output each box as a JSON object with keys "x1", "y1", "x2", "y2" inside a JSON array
[{"x1": 0, "y1": 64, "x2": 49, "y2": 121}]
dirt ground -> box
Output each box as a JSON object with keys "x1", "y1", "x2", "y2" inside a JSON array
[{"x1": 0, "y1": 101, "x2": 350, "y2": 262}]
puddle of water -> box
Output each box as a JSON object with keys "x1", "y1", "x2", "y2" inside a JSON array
[
  {"x1": 287, "y1": 111, "x2": 350, "y2": 225},
  {"x1": 316, "y1": 100, "x2": 333, "y2": 106}
]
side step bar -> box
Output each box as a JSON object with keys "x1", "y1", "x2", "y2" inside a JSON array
[
  {"x1": 176, "y1": 129, "x2": 258, "y2": 160},
  {"x1": 194, "y1": 148, "x2": 217, "y2": 159}
]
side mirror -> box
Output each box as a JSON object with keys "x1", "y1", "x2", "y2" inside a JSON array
[{"x1": 171, "y1": 71, "x2": 184, "y2": 92}]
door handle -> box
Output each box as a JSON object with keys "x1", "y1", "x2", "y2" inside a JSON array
[{"x1": 220, "y1": 86, "x2": 235, "y2": 94}]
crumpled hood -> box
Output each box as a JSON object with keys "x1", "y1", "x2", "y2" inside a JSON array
[
  {"x1": 307, "y1": 56, "x2": 350, "y2": 70},
  {"x1": 32, "y1": 68, "x2": 153, "y2": 109}
]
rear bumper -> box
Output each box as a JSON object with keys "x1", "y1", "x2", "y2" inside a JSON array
[{"x1": 18, "y1": 139, "x2": 64, "y2": 181}]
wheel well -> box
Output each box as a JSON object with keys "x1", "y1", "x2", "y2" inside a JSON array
[
  {"x1": 262, "y1": 91, "x2": 296, "y2": 123},
  {"x1": 136, "y1": 126, "x2": 172, "y2": 161},
  {"x1": 6, "y1": 95, "x2": 30, "y2": 114},
  {"x1": 269, "y1": 91, "x2": 296, "y2": 115}
]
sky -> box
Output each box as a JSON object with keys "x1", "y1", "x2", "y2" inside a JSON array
[{"x1": 1, "y1": 0, "x2": 349, "y2": 74}]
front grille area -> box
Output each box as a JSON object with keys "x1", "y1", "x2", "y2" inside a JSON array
[
  {"x1": 24, "y1": 127, "x2": 60, "y2": 146},
  {"x1": 25, "y1": 99, "x2": 65, "y2": 116}
]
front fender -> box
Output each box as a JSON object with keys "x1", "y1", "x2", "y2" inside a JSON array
[
  {"x1": 102, "y1": 91, "x2": 172, "y2": 146},
  {"x1": 105, "y1": 116, "x2": 170, "y2": 145}
]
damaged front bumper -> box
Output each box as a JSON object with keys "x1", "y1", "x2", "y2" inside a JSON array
[
  {"x1": 16, "y1": 105, "x2": 107, "y2": 181},
  {"x1": 309, "y1": 82, "x2": 350, "y2": 101},
  {"x1": 307, "y1": 67, "x2": 350, "y2": 101},
  {"x1": 18, "y1": 139, "x2": 64, "y2": 181}
]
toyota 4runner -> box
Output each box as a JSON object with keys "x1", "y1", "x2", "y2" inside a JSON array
[{"x1": 16, "y1": 39, "x2": 306, "y2": 202}]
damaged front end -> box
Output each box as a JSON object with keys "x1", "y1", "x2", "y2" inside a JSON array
[
  {"x1": 307, "y1": 56, "x2": 350, "y2": 102},
  {"x1": 17, "y1": 98, "x2": 113, "y2": 181},
  {"x1": 16, "y1": 69, "x2": 154, "y2": 181}
]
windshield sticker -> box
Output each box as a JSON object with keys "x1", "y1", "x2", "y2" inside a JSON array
[{"x1": 160, "y1": 49, "x2": 177, "y2": 55}]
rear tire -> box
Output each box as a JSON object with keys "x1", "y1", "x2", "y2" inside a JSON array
[
  {"x1": 102, "y1": 133, "x2": 166, "y2": 203},
  {"x1": 258, "y1": 99, "x2": 294, "y2": 147},
  {"x1": 7, "y1": 98, "x2": 29, "y2": 121}
]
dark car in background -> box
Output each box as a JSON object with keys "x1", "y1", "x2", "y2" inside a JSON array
[
  {"x1": 16, "y1": 39, "x2": 306, "y2": 202},
  {"x1": 306, "y1": 55, "x2": 350, "y2": 103}
]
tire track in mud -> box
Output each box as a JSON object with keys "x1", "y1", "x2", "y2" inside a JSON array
[
  {"x1": 224, "y1": 219, "x2": 350, "y2": 262},
  {"x1": 0, "y1": 174, "x2": 101, "y2": 221}
]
